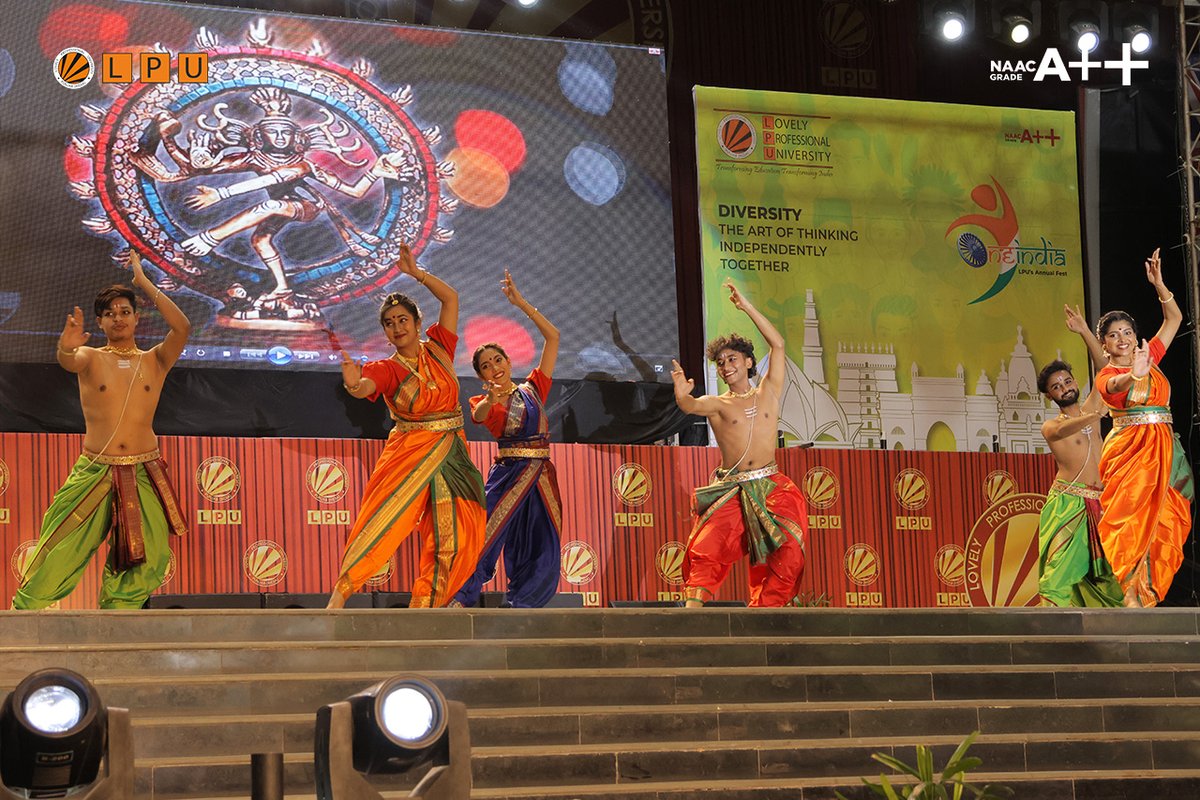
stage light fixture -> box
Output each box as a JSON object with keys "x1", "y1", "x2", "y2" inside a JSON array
[
  {"x1": 990, "y1": 3, "x2": 1041, "y2": 47},
  {"x1": 1057, "y1": 2, "x2": 1109, "y2": 54},
  {"x1": 921, "y1": 1, "x2": 974, "y2": 44},
  {"x1": 0, "y1": 668, "x2": 133, "y2": 799},
  {"x1": 1113, "y1": 2, "x2": 1157, "y2": 54},
  {"x1": 315, "y1": 674, "x2": 471, "y2": 800}
]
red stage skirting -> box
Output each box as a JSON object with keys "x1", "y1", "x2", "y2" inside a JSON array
[{"x1": 0, "y1": 433, "x2": 1056, "y2": 609}]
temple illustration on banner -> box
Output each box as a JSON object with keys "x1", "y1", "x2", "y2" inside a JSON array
[{"x1": 761, "y1": 289, "x2": 1059, "y2": 453}]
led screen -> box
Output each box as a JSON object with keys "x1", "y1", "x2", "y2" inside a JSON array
[{"x1": 0, "y1": 0, "x2": 677, "y2": 381}]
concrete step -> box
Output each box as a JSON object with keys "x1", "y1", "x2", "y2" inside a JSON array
[
  {"x1": 134, "y1": 737, "x2": 1200, "y2": 797},
  {"x1": 3, "y1": 607, "x2": 1199, "y2": 646},
  {"x1": 32, "y1": 662, "x2": 1200, "y2": 718},
  {"x1": 3, "y1": 634, "x2": 1199, "y2": 679}
]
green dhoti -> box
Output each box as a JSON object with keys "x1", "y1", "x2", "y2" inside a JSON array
[
  {"x1": 1037, "y1": 480, "x2": 1124, "y2": 608},
  {"x1": 12, "y1": 450, "x2": 188, "y2": 610}
]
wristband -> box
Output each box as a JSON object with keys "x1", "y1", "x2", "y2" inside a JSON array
[{"x1": 1159, "y1": 292, "x2": 1174, "y2": 304}]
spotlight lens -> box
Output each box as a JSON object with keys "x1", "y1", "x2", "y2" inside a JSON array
[
  {"x1": 1010, "y1": 22, "x2": 1030, "y2": 44},
  {"x1": 24, "y1": 685, "x2": 83, "y2": 733},
  {"x1": 380, "y1": 687, "x2": 435, "y2": 742},
  {"x1": 1078, "y1": 31, "x2": 1099, "y2": 53},
  {"x1": 941, "y1": 17, "x2": 964, "y2": 41},
  {"x1": 1131, "y1": 31, "x2": 1151, "y2": 53}
]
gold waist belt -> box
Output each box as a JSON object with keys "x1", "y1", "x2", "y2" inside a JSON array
[
  {"x1": 497, "y1": 447, "x2": 550, "y2": 459},
  {"x1": 1112, "y1": 411, "x2": 1172, "y2": 429},
  {"x1": 83, "y1": 448, "x2": 161, "y2": 465},
  {"x1": 713, "y1": 463, "x2": 778, "y2": 484},
  {"x1": 391, "y1": 412, "x2": 464, "y2": 434},
  {"x1": 1049, "y1": 480, "x2": 1102, "y2": 500}
]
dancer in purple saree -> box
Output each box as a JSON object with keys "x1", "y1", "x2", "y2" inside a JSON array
[{"x1": 452, "y1": 270, "x2": 563, "y2": 608}]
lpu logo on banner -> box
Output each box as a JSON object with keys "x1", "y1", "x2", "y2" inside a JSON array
[
  {"x1": 989, "y1": 43, "x2": 1147, "y2": 85},
  {"x1": 53, "y1": 47, "x2": 209, "y2": 89}
]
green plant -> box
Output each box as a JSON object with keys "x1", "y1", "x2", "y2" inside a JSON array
[
  {"x1": 788, "y1": 590, "x2": 832, "y2": 607},
  {"x1": 834, "y1": 730, "x2": 1013, "y2": 800}
]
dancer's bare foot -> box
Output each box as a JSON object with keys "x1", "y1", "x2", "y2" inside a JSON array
[{"x1": 326, "y1": 591, "x2": 347, "y2": 609}]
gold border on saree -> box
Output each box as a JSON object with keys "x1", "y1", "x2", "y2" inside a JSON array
[
  {"x1": 83, "y1": 448, "x2": 161, "y2": 465},
  {"x1": 1049, "y1": 480, "x2": 1102, "y2": 500},
  {"x1": 497, "y1": 447, "x2": 550, "y2": 459},
  {"x1": 1112, "y1": 411, "x2": 1172, "y2": 428},
  {"x1": 391, "y1": 412, "x2": 465, "y2": 433},
  {"x1": 712, "y1": 463, "x2": 778, "y2": 485}
]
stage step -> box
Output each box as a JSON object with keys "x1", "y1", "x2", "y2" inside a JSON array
[{"x1": 3, "y1": 608, "x2": 1200, "y2": 799}]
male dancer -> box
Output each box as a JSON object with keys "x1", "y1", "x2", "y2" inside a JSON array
[
  {"x1": 12, "y1": 252, "x2": 190, "y2": 609},
  {"x1": 1035, "y1": 355, "x2": 1123, "y2": 607},
  {"x1": 670, "y1": 281, "x2": 807, "y2": 607}
]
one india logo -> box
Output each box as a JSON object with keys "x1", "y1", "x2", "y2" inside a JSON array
[{"x1": 945, "y1": 177, "x2": 1021, "y2": 304}]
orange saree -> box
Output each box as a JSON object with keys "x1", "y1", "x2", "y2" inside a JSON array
[
  {"x1": 1097, "y1": 336, "x2": 1194, "y2": 606},
  {"x1": 333, "y1": 324, "x2": 486, "y2": 607}
]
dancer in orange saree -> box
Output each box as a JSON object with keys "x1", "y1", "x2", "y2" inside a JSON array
[
  {"x1": 327, "y1": 244, "x2": 485, "y2": 608},
  {"x1": 1096, "y1": 248, "x2": 1194, "y2": 607}
]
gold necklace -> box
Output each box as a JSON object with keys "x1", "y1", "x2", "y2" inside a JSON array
[
  {"x1": 726, "y1": 386, "x2": 756, "y2": 399},
  {"x1": 392, "y1": 347, "x2": 437, "y2": 390},
  {"x1": 102, "y1": 345, "x2": 141, "y2": 357}
]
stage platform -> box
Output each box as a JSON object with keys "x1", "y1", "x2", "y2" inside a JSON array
[
  {"x1": 0, "y1": 432, "x2": 1057, "y2": 609},
  {"x1": 2, "y1": 606, "x2": 1200, "y2": 799}
]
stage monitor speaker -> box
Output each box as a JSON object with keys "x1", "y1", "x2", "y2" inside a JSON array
[
  {"x1": 144, "y1": 593, "x2": 263, "y2": 609},
  {"x1": 372, "y1": 592, "x2": 412, "y2": 608},
  {"x1": 263, "y1": 593, "x2": 371, "y2": 609},
  {"x1": 479, "y1": 592, "x2": 585, "y2": 608},
  {"x1": 544, "y1": 592, "x2": 585, "y2": 608},
  {"x1": 608, "y1": 600, "x2": 682, "y2": 608}
]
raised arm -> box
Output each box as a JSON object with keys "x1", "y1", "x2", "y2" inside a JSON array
[
  {"x1": 340, "y1": 351, "x2": 375, "y2": 399},
  {"x1": 397, "y1": 243, "x2": 458, "y2": 333},
  {"x1": 1145, "y1": 248, "x2": 1182, "y2": 350},
  {"x1": 502, "y1": 269, "x2": 559, "y2": 378},
  {"x1": 1105, "y1": 338, "x2": 1152, "y2": 396},
  {"x1": 1064, "y1": 304, "x2": 1106, "y2": 371},
  {"x1": 725, "y1": 281, "x2": 785, "y2": 394},
  {"x1": 56, "y1": 306, "x2": 93, "y2": 374},
  {"x1": 670, "y1": 359, "x2": 721, "y2": 417},
  {"x1": 130, "y1": 251, "x2": 191, "y2": 369}
]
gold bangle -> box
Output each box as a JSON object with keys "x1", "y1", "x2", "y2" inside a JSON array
[
  {"x1": 417, "y1": 271, "x2": 428, "y2": 285},
  {"x1": 1158, "y1": 292, "x2": 1174, "y2": 304},
  {"x1": 343, "y1": 381, "x2": 361, "y2": 393},
  {"x1": 57, "y1": 344, "x2": 78, "y2": 356},
  {"x1": 153, "y1": 288, "x2": 163, "y2": 303}
]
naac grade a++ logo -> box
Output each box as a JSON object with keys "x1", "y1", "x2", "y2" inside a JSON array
[
  {"x1": 68, "y1": 20, "x2": 452, "y2": 327},
  {"x1": 717, "y1": 114, "x2": 755, "y2": 159},
  {"x1": 306, "y1": 458, "x2": 348, "y2": 504},
  {"x1": 560, "y1": 541, "x2": 597, "y2": 585},
  {"x1": 196, "y1": 456, "x2": 240, "y2": 503},
  {"x1": 964, "y1": 492, "x2": 1044, "y2": 607},
  {"x1": 244, "y1": 540, "x2": 287, "y2": 587}
]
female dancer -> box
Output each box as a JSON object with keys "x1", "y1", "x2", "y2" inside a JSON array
[
  {"x1": 451, "y1": 269, "x2": 562, "y2": 608},
  {"x1": 328, "y1": 244, "x2": 485, "y2": 608},
  {"x1": 1095, "y1": 247, "x2": 1194, "y2": 607}
]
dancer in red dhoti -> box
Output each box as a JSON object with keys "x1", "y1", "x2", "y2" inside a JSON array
[
  {"x1": 670, "y1": 281, "x2": 807, "y2": 607},
  {"x1": 328, "y1": 244, "x2": 485, "y2": 608},
  {"x1": 1095, "y1": 247, "x2": 1194, "y2": 607}
]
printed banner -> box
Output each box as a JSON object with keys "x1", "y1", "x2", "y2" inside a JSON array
[
  {"x1": 0, "y1": 433, "x2": 1055, "y2": 609},
  {"x1": 694, "y1": 86, "x2": 1088, "y2": 452}
]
